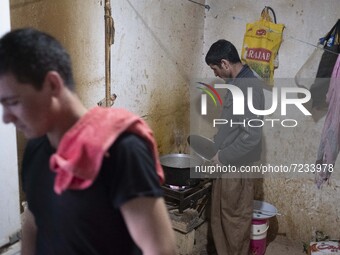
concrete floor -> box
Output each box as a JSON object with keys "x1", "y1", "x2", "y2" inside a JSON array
[
  {"x1": 1, "y1": 225, "x2": 305, "y2": 255},
  {"x1": 1, "y1": 237, "x2": 305, "y2": 255},
  {"x1": 265, "y1": 236, "x2": 305, "y2": 255},
  {"x1": 191, "y1": 221, "x2": 306, "y2": 255},
  {"x1": 194, "y1": 236, "x2": 305, "y2": 255}
]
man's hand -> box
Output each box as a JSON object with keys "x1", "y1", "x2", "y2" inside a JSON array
[{"x1": 210, "y1": 151, "x2": 222, "y2": 166}]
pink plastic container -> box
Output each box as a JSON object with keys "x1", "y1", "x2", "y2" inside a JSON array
[{"x1": 249, "y1": 219, "x2": 269, "y2": 255}]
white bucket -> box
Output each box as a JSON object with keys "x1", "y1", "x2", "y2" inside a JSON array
[{"x1": 251, "y1": 219, "x2": 269, "y2": 240}]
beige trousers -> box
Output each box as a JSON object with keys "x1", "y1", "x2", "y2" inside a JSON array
[{"x1": 210, "y1": 177, "x2": 254, "y2": 255}]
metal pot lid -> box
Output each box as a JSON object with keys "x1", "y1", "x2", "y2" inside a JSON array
[
  {"x1": 187, "y1": 135, "x2": 217, "y2": 161},
  {"x1": 253, "y1": 200, "x2": 278, "y2": 219}
]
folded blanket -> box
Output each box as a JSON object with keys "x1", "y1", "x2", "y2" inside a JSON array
[{"x1": 50, "y1": 107, "x2": 164, "y2": 195}]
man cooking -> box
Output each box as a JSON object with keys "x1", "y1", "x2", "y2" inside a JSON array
[{"x1": 205, "y1": 39, "x2": 265, "y2": 255}]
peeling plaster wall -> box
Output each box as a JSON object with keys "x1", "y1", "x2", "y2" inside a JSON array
[
  {"x1": 10, "y1": 0, "x2": 204, "y2": 155},
  {"x1": 201, "y1": 0, "x2": 340, "y2": 242},
  {"x1": 110, "y1": 0, "x2": 205, "y2": 154},
  {"x1": 10, "y1": 0, "x2": 105, "y2": 105},
  {"x1": 8, "y1": 0, "x2": 340, "y2": 243}
]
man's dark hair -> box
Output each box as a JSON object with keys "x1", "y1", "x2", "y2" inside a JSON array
[
  {"x1": 205, "y1": 39, "x2": 241, "y2": 66},
  {"x1": 0, "y1": 28, "x2": 75, "y2": 90}
]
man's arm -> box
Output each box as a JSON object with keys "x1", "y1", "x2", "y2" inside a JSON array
[
  {"x1": 121, "y1": 196, "x2": 176, "y2": 255},
  {"x1": 21, "y1": 207, "x2": 37, "y2": 255},
  {"x1": 218, "y1": 84, "x2": 264, "y2": 164}
]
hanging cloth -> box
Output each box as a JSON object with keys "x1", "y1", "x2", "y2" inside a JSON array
[
  {"x1": 315, "y1": 54, "x2": 340, "y2": 188},
  {"x1": 310, "y1": 19, "x2": 340, "y2": 109}
]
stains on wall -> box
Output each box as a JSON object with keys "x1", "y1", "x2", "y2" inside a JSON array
[
  {"x1": 108, "y1": 0, "x2": 205, "y2": 154},
  {"x1": 144, "y1": 81, "x2": 190, "y2": 155},
  {"x1": 10, "y1": 0, "x2": 105, "y2": 107},
  {"x1": 255, "y1": 178, "x2": 340, "y2": 241},
  {"x1": 9, "y1": 0, "x2": 205, "y2": 168}
]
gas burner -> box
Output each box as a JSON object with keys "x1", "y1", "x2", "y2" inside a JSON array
[
  {"x1": 168, "y1": 185, "x2": 190, "y2": 191},
  {"x1": 162, "y1": 179, "x2": 212, "y2": 213}
]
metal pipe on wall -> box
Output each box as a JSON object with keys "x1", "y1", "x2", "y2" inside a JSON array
[{"x1": 104, "y1": 0, "x2": 115, "y2": 107}]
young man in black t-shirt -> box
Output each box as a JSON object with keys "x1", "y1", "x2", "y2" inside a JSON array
[{"x1": 0, "y1": 28, "x2": 176, "y2": 255}]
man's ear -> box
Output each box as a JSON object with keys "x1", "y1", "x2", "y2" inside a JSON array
[
  {"x1": 43, "y1": 71, "x2": 64, "y2": 95},
  {"x1": 220, "y1": 59, "x2": 230, "y2": 70}
]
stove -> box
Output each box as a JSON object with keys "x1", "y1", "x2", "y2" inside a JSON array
[
  {"x1": 163, "y1": 179, "x2": 212, "y2": 253},
  {"x1": 162, "y1": 179, "x2": 212, "y2": 214}
]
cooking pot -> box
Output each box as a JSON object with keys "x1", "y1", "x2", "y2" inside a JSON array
[{"x1": 159, "y1": 153, "x2": 204, "y2": 187}]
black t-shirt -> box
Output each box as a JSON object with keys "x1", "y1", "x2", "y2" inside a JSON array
[{"x1": 22, "y1": 133, "x2": 163, "y2": 255}]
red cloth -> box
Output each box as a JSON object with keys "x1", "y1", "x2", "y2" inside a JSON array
[{"x1": 50, "y1": 107, "x2": 164, "y2": 195}]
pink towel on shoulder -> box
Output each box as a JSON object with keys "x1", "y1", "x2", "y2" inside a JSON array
[{"x1": 50, "y1": 107, "x2": 164, "y2": 195}]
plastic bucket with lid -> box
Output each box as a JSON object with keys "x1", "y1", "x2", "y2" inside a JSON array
[
  {"x1": 250, "y1": 219, "x2": 269, "y2": 255},
  {"x1": 250, "y1": 200, "x2": 277, "y2": 255}
]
